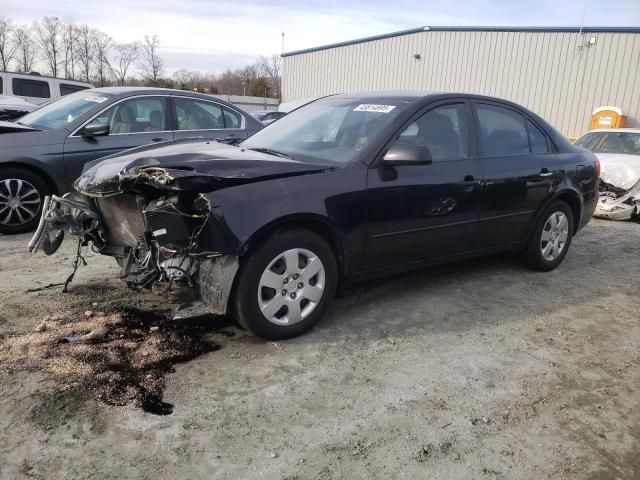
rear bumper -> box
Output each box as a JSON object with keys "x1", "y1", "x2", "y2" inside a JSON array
[{"x1": 578, "y1": 191, "x2": 598, "y2": 231}]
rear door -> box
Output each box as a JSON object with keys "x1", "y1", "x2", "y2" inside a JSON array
[
  {"x1": 362, "y1": 101, "x2": 484, "y2": 269},
  {"x1": 171, "y1": 96, "x2": 248, "y2": 142},
  {"x1": 63, "y1": 95, "x2": 173, "y2": 185},
  {"x1": 472, "y1": 101, "x2": 560, "y2": 247}
]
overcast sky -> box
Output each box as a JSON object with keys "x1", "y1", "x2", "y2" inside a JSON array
[{"x1": 3, "y1": 0, "x2": 639, "y2": 73}]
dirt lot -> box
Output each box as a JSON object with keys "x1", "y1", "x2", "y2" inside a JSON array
[{"x1": 1, "y1": 218, "x2": 639, "y2": 479}]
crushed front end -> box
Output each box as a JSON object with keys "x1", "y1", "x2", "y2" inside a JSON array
[
  {"x1": 594, "y1": 180, "x2": 640, "y2": 220},
  {"x1": 29, "y1": 165, "x2": 239, "y2": 315},
  {"x1": 594, "y1": 154, "x2": 640, "y2": 221}
]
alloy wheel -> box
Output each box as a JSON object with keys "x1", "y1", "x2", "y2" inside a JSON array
[
  {"x1": 540, "y1": 211, "x2": 569, "y2": 261},
  {"x1": 0, "y1": 178, "x2": 42, "y2": 227},
  {"x1": 257, "y1": 248, "x2": 326, "y2": 325}
]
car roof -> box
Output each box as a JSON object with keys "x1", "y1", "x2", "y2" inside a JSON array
[
  {"x1": 329, "y1": 91, "x2": 541, "y2": 105},
  {"x1": 87, "y1": 87, "x2": 235, "y2": 101},
  {"x1": 88, "y1": 86, "x2": 195, "y2": 95},
  {"x1": 84, "y1": 87, "x2": 247, "y2": 110},
  {"x1": 332, "y1": 91, "x2": 439, "y2": 101}
]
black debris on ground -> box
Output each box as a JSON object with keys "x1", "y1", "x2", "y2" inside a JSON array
[{"x1": 0, "y1": 307, "x2": 227, "y2": 415}]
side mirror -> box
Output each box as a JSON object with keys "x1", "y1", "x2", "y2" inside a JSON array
[
  {"x1": 382, "y1": 144, "x2": 432, "y2": 165},
  {"x1": 81, "y1": 122, "x2": 109, "y2": 137}
]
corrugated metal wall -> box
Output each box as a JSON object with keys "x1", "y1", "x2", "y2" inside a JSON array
[{"x1": 282, "y1": 30, "x2": 640, "y2": 137}]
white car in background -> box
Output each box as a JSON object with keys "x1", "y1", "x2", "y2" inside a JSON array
[
  {"x1": 0, "y1": 94, "x2": 37, "y2": 120},
  {"x1": 574, "y1": 128, "x2": 640, "y2": 220},
  {"x1": 0, "y1": 71, "x2": 92, "y2": 105}
]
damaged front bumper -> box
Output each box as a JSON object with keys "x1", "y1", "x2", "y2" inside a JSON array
[
  {"x1": 594, "y1": 181, "x2": 640, "y2": 221},
  {"x1": 29, "y1": 190, "x2": 239, "y2": 316},
  {"x1": 28, "y1": 193, "x2": 104, "y2": 255}
]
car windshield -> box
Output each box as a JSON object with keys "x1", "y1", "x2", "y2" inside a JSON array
[
  {"x1": 241, "y1": 97, "x2": 411, "y2": 164},
  {"x1": 18, "y1": 91, "x2": 112, "y2": 130},
  {"x1": 575, "y1": 131, "x2": 640, "y2": 156}
]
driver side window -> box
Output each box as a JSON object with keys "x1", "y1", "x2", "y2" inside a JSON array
[
  {"x1": 96, "y1": 97, "x2": 167, "y2": 135},
  {"x1": 397, "y1": 104, "x2": 470, "y2": 162}
]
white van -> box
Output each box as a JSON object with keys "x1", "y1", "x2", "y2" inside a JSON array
[{"x1": 0, "y1": 71, "x2": 93, "y2": 105}]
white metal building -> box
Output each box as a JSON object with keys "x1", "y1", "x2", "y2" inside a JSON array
[{"x1": 282, "y1": 27, "x2": 640, "y2": 138}]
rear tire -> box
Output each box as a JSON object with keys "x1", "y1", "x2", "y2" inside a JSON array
[
  {"x1": 0, "y1": 167, "x2": 50, "y2": 235},
  {"x1": 521, "y1": 201, "x2": 573, "y2": 271},
  {"x1": 231, "y1": 228, "x2": 337, "y2": 340}
]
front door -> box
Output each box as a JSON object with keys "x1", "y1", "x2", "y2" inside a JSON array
[
  {"x1": 472, "y1": 101, "x2": 561, "y2": 247},
  {"x1": 362, "y1": 102, "x2": 483, "y2": 270},
  {"x1": 63, "y1": 96, "x2": 173, "y2": 187}
]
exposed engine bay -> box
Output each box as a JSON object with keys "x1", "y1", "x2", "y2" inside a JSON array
[{"x1": 28, "y1": 165, "x2": 238, "y2": 314}]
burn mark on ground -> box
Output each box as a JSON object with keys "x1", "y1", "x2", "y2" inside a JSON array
[{"x1": 0, "y1": 308, "x2": 232, "y2": 415}]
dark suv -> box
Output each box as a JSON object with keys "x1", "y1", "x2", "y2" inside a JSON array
[
  {"x1": 31, "y1": 92, "x2": 599, "y2": 340},
  {"x1": 0, "y1": 87, "x2": 263, "y2": 234}
]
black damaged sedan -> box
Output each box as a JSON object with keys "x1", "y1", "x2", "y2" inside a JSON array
[{"x1": 30, "y1": 92, "x2": 599, "y2": 340}]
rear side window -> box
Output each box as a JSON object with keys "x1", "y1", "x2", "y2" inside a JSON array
[
  {"x1": 60, "y1": 84, "x2": 89, "y2": 96},
  {"x1": 527, "y1": 120, "x2": 549, "y2": 153},
  {"x1": 222, "y1": 106, "x2": 242, "y2": 128},
  {"x1": 12, "y1": 78, "x2": 51, "y2": 99},
  {"x1": 175, "y1": 97, "x2": 225, "y2": 130},
  {"x1": 0, "y1": 77, "x2": 3, "y2": 94},
  {"x1": 476, "y1": 104, "x2": 529, "y2": 156}
]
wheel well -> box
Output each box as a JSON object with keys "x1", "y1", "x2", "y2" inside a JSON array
[
  {"x1": 242, "y1": 219, "x2": 347, "y2": 279},
  {"x1": 0, "y1": 162, "x2": 59, "y2": 195},
  {"x1": 555, "y1": 191, "x2": 581, "y2": 234}
]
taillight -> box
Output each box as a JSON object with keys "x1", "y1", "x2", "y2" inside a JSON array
[{"x1": 594, "y1": 159, "x2": 601, "y2": 178}]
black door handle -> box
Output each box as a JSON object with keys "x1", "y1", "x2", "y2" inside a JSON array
[
  {"x1": 540, "y1": 168, "x2": 554, "y2": 177},
  {"x1": 151, "y1": 137, "x2": 164, "y2": 142},
  {"x1": 463, "y1": 175, "x2": 475, "y2": 182}
]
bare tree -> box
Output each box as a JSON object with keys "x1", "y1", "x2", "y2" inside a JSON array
[
  {"x1": 94, "y1": 31, "x2": 112, "y2": 86},
  {"x1": 110, "y1": 42, "x2": 139, "y2": 86},
  {"x1": 61, "y1": 18, "x2": 77, "y2": 79},
  {"x1": 75, "y1": 24, "x2": 95, "y2": 82},
  {"x1": 140, "y1": 34, "x2": 162, "y2": 86},
  {"x1": 0, "y1": 16, "x2": 18, "y2": 71},
  {"x1": 14, "y1": 26, "x2": 35, "y2": 73},
  {"x1": 33, "y1": 16, "x2": 62, "y2": 76},
  {"x1": 256, "y1": 53, "x2": 282, "y2": 98},
  {"x1": 173, "y1": 68, "x2": 203, "y2": 90}
]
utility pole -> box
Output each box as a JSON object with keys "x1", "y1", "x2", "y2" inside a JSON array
[{"x1": 281, "y1": 32, "x2": 285, "y2": 53}]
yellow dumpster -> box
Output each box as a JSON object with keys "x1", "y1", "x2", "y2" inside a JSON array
[{"x1": 590, "y1": 106, "x2": 626, "y2": 130}]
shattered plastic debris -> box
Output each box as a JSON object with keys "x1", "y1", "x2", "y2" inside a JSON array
[
  {"x1": 595, "y1": 154, "x2": 640, "y2": 220},
  {"x1": 0, "y1": 309, "x2": 222, "y2": 415}
]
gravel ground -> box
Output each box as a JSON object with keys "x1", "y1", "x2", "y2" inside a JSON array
[{"x1": 0, "y1": 218, "x2": 639, "y2": 480}]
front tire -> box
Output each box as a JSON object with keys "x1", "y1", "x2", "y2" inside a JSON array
[
  {"x1": 522, "y1": 201, "x2": 573, "y2": 271},
  {"x1": 0, "y1": 167, "x2": 50, "y2": 235},
  {"x1": 231, "y1": 229, "x2": 337, "y2": 340}
]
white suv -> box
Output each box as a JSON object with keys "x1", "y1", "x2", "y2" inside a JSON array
[{"x1": 0, "y1": 71, "x2": 92, "y2": 105}]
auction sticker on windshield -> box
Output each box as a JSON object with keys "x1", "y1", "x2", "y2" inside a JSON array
[
  {"x1": 84, "y1": 96, "x2": 109, "y2": 103},
  {"x1": 354, "y1": 104, "x2": 396, "y2": 113}
]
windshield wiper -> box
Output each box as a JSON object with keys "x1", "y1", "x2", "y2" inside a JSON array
[{"x1": 248, "y1": 147, "x2": 293, "y2": 159}]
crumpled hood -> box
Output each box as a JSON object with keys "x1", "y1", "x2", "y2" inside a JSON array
[
  {"x1": 75, "y1": 139, "x2": 335, "y2": 196},
  {"x1": 597, "y1": 153, "x2": 640, "y2": 191}
]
